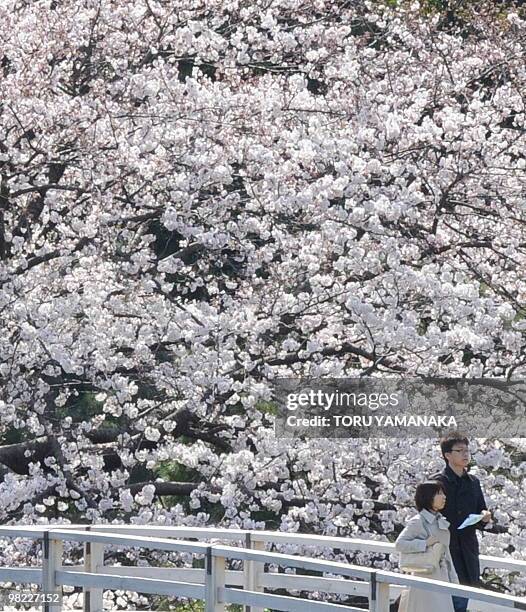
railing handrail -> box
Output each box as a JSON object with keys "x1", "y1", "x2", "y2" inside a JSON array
[
  {"x1": 4, "y1": 524, "x2": 522, "y2": 573},
  {"x1": 47, "y1": 529, "x2": 210, "y2": 554}
]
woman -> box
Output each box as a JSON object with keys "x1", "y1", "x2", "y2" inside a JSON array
[{"x1": 395, "y1": 481, "x2": 459, "y2": 612}]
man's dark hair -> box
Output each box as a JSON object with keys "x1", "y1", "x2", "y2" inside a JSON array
[
  {"x1": 415, "y1": 481, "x2": 446, "y2": 512},
  {"x1": 440, "y1": 431, "x2": 469, "y2": 462}
]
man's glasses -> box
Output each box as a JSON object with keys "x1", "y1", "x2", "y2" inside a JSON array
[{"x1": 450, "y1": 448, "x2": 470, "y2": 455}]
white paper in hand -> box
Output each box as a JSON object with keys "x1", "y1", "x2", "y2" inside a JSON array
[{"x1": 458, "y1": 513, "x2": 484, "y2": 529}]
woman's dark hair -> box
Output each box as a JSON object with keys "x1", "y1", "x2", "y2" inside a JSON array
[{"x1": 415, "y1": 481, "x2": 446, "y2": 511}]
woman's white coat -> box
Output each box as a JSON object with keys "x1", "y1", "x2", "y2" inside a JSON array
[{"x1": 395, "y1": 508, "x2": 459, "y2": 612}]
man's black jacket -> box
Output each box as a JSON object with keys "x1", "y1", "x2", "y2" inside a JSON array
[{"x1": 430, "y1": 465, "x2": 488, "y2": 585}]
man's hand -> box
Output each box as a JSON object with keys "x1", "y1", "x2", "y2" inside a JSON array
[{"x1": 481, "y1": 510, "x2": 492, "y2": 523}]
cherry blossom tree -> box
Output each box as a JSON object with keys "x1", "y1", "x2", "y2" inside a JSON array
[{"x1": 1, "y1": 0, "x2": 526, "y2": 601}]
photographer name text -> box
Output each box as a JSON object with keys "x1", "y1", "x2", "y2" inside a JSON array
[{"x1": 287, "y1": 414, "x2": 458, "y2": 428}]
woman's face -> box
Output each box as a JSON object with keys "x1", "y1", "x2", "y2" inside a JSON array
[{"x1": 432, "y1": 489, "x2": 447, "y2": 511}]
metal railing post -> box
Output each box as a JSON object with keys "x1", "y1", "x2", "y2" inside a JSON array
[
  {"x1": 243, "y1": 533, "x2": 265, "y2": 612},
  {"x1": 369, "y1": 572, "x2": 390, "y2": 612},
  {"x1": 83, "y1": 526, "x2": 104, "y2": 612},
  {"x1": 42, "y1": 531, "x2": 63, "y2": 612},
  {"x1": 205, "y1": 546, "x2": 225, "y2": 612}
]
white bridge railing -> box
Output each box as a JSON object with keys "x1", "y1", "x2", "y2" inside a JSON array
[{"x1": 0, "y1": 525, "x2": 524, "y2": 611}]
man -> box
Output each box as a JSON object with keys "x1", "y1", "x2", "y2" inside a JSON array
[{"x1": 430, "y1": 433, "x2": 492, "y2": 612}]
